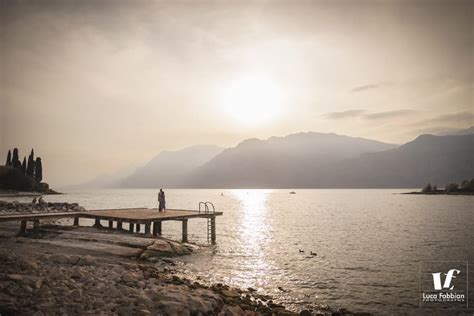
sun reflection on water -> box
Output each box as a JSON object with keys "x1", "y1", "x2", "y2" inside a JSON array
[{"x1": 228, "y1": 189, "x2": 273, "y2": 289}]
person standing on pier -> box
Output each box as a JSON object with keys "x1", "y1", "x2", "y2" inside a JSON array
[{"x1": 158, "y1": 189, "x2": 166, "y2": 212}]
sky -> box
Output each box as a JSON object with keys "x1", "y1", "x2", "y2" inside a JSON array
[{"x1": 1, "y1": 0, "x2": 473, "y2": 186}]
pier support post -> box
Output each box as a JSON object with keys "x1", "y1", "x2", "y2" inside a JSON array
[
  {"x1": 117, "y1": 221, "x2": 123, "y2": 230},
  {"x1": 136, "y1": 224, "x2": 141, "y2": 233},
  {"x1": 211, "y1": 216, "x2": 216, "y2": 245},
  {"x1": 33, "y1": 219, "x2": 40, "y2": 232},
  {"x1": 129, "y1": 222, "x2": 134, "y2": 233},
  {"x1": 19, "y1": 221, "x2": 27, "y2": 235},
  {"x1": 182, "y1": 219, "x2": 188, "y2": 243},
  {"x1": 153, "y1": 221, "x2": 162, "y2": 236},
  {"x1": 145, "y1": 222, "x2": 151, "y2": 235},
  {"x1": 108, "y1": 220, "x2": 113, "y2": 229},
  {"x1": 93, "y1": 219, "x2": 102, "y2": 228},
  {"x1": 73, "y1": 217, "x2": 79, "y2": 226}
]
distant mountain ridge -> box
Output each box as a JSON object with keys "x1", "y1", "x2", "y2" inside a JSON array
[
  {"x1": 452, "y1": 126, "x2": 474, "y2": 135},
  {"x1": 84, "y1": 131, "x2": 473, "y2": 189},
  {"x1": 119, "y1": 145, "x2": 224, "y2": 188},
  {"x1": 185, "y1": 132, "x2": 397, "y2": 188},
  {"x1": 316, "y1": 134, "x2": 474, "y2": 188},
  {"x1": 184, "y1": 133, "x2": 473, "y2": 188}
]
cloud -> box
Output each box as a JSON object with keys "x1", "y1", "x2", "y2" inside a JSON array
[
  {"x1": 323, "y1": 109, "x2": 415, "y2": 121},
  {"x1": 364, "y1": 109, "x2": 415, "y2": 120},
  {"x1": 350, "y1": 84, "x2": 379, "y2": 93},
  {"x1": 323, "y1": 110, "x2": 366, "y2": 119},
  {"x1": 424, "y1": 111, "x2": 474, "y2": 124},
  {"x1": 404, "y1": 112, "x2": 474, "y2": 138}
]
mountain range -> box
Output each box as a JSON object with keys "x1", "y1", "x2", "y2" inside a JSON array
[
  {"x1": 185, "y1": 133, "x2": 397, "y2": 188},
  {"x1": 76, "y1": 127, "x2": 474, "y2": 189},
  {"x1": 120, "y1": 145, "x2": 224, "y2": 188}
]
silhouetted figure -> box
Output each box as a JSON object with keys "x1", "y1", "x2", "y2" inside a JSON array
[
  {"x1": 38, "y1": 196, "x2": 44, "y2": 204},
  {"x1": 158, "y1": 189, "x2": 166, "y2": 212},
  {"x1": 32, "y1": 197, "x2": 37, "y2": 204}
]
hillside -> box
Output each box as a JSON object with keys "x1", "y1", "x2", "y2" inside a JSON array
[
  {"x1": 80, "y1": 132, "x2": 474, "y2": 189},
  {"x1": 453, "y1": 126, "x2": 474, "y2": 135},
  {"x1": 184, "y1": 132, "x2": 397, "y2": 188},
  {"x1": 119, "y1": 145, "x2": 224, "y2": 188},
  {"x1": 321, "y1": 134, "x2": 474, "y2": 188},
  {"x1": 183, "y1": 133, "x2": 473, "y2": 188}
]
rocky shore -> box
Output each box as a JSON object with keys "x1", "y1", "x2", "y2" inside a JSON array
[
  {"x1": 0, "y1": 200, "x2": 85, "y2": 215},
  {"x1": 0, "y1": 205, "x2": 369, "y2": 315},
  {"x1": 0, "y1": 222, "x2": 303, "y2": 316}
]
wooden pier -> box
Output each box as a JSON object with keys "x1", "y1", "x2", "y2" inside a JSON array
[{"x1": 0, "y1": 205, "x2": 222, "y2": 244}]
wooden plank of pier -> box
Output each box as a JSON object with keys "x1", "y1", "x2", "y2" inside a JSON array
[
  {"x1": 0, "y1": 208, "x2": 222, "y2": 244},
  {"x1": 82, "y1": 208, "x2": 222, "y2": 223}
]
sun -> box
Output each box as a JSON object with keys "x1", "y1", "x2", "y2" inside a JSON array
[{"x1": 220, "y1": 74, "x2": 284, "y2": 126}]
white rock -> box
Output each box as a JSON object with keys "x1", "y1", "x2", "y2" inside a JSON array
[{"x1": 7, "y1": 274, "x2": 23, "y2": 281}]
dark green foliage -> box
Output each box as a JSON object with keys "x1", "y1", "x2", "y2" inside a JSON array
[
  {"x1": 422, "y1": 184, "x2": 432, "y2": 192},
  {"x1": 445, "y1": 183, "x2": 459, "y2": 192},
  {"x1": 460, "y1": 179, "x2": 474, "y2": 191},
  {"x1": 21, "y1": 157, "x2": 27, "y2": 174},
  {"x1": 6, "y1": 150, "x2": 11, "y2": 166},
  {"x1": 0, "y1": 166, "x2": 37, "y2": 191},
  {"x1": 419, "y1": 179, "x2": 474, "y2": 194},
  {"x1": 26, "y1": 149, "x2": 35, "y2": 177},
  {"x1": 35, "y1": 157, "x2": 43, "y2": 183},
  {"x1": 0, "y1": 148, "x2": 49, "y2": 192},
  {"x1": 11, "y1": 148, "x2": 21, "y2": 169}
]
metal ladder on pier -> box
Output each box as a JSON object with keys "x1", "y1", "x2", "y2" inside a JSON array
[{"x1": 199, "y1": 202, "x2": 215, "y2": 243}]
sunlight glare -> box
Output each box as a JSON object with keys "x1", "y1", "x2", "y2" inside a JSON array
[{"x1": 221, "y1": 74, "x2": 284, "y2": 126}]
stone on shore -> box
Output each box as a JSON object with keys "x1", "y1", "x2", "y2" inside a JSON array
[{"x1": 0, "y1": 222, "x2": 302, "y2": 315}]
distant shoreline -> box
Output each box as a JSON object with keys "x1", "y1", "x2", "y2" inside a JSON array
[
  {"x1": 402, "y1": 191, "x2": 474, "y2": 196},
  {"x1": 0, "y1": 189, "x2": 62, "y2": 198}
]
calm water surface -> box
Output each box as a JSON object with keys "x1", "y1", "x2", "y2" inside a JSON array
[{"x1": 10, "y1": 189, "x2": 473, "y2": 314}]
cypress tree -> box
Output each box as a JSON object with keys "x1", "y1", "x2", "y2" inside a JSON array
[
  {"x1": 12, "y1": 148, "x2": 21, "y2": 169},
  {"x1": 27, "y1": 149, "x2": 35, "y2": 177},
  {"x1": 35, "y1": 157, "x2": 43, "y2": 183},
  {"x1": 6, "y1": 150, "x2": 11, "y2": 166},
  {"x1": 21, "y1": 157, "x2": 27, "y2": 174}
]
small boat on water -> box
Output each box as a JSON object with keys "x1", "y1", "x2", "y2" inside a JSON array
[{"x1": 290, "y1": 191, "x2": 296, "y2": 194}]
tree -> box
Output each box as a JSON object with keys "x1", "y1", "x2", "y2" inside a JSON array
[
  {"x1": 35, "y1": 157, "x2": 43, "y2": 183},
  {"x1": 6, "y1": 150, "x2": 11, "y2": 166},
  {"x1": 422, "y1": 183, "x2": 432, "y2": 193},
  {"x1": 461, "y1": 179, "x2": 474, "y2": 192},
  {"x1": 445, "y1": 183, "x2": 459, "y2": 192},
  {"x1": 12, "y1": 148, "x2": 21, "y2": 169},
  {"x1": 26, "y1": 149, "x2": 35, "y2": 177},
  {"x1": 21, "y1": 157, "x2": 27, "y2": 174}
]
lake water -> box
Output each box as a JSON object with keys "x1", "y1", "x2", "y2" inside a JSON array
[{"x1": 8, "y1": 189, "x2": 474, "y2": 314}]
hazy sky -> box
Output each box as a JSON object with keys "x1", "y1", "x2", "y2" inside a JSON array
[{"x1": 1, "y1": 0, "x2": 473, "y2": 186}]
